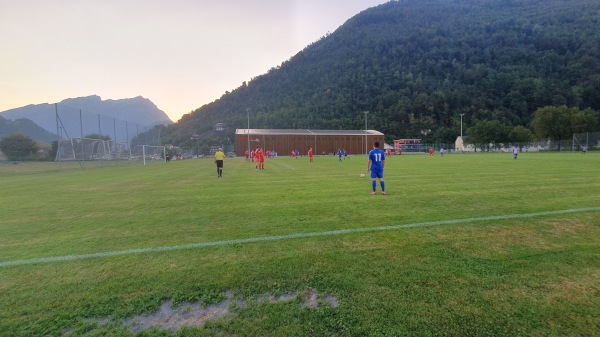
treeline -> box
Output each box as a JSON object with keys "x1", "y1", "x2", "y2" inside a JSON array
[
  {"x1": 159, "y1": 0, "x2": 600, "y2": 147},
  {"x1": 0, "y1": 133, "x2": 56, "y2": 161}
]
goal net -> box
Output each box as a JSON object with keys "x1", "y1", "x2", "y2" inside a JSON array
[
  {"x1": 56, "y1": 137, "x2": 129, "y2": 161},
  {"x1": 573, "y1": 132, "x2": 600, "y2": 152},
  {"x1": 130, "y1": 145, "x2": 166, "y2": 165}
]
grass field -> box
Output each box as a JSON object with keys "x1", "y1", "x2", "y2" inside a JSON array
[{"x1": 1, "y1": 153, "x2": 599, "y2": 336}]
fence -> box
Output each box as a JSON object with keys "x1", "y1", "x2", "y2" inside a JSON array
[
  {"x1": 52, "y1": 102, "x2": 162, "y2": 148},
  {"x1": 57, "y1": 138, "x2": 129, "y2": 161},
  {"x1": 0, "y1": 102, "x2": 171, "y2": 171},
  {"x1": 411, "y1": 135, "x2": 599, "y2": 154}
]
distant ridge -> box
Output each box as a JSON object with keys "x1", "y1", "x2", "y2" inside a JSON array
[{"x1": 0, "y1": 95, "x2": 172, "y2": 142}]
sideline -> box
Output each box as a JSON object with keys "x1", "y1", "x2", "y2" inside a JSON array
[{"x1": 2, "y1": 207, "x2": 599, "y2": 268}]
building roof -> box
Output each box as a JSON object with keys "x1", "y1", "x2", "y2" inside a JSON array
[{"x1": 235, "y1": 129, "x2": 384, "y2": 136}]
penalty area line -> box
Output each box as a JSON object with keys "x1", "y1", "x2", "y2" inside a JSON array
[{"x1": 1, "y1": 206, "x2": 599, "y2": 268}]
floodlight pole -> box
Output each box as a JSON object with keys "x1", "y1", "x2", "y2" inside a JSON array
[
  {"x1": 460, "y1": 113, "x2": 465, "y2": 152},
  {"x1": 126, "y1": 121, "x2": 131, "y2": 158},
  {"x1": 113, "y1": 118, "x2": 117, "y2": 156},
  {"x1": 364, "y1": 111, "x2": 369, "y2": 155},
  {"x1": 55, "y1": 103, "x2": 61, "y2": 166},
  {"x1": 246, "y1": 108, "x2": 251, "y2": 159},
  {"x1": 80, "y1": 110, "x2": 84, "y2": 162}
]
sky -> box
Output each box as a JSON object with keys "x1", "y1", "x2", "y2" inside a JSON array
[{"x1": 0, "y1": 0, "x2": 388, "y2": 122}]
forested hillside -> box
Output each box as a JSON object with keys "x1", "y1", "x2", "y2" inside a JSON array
[
  {"x1": 162, "y1": 0, "x2": 600, "y2": 146},
  {"x1": 0, "y1": 115, "x2": 57, "y2": 144}
]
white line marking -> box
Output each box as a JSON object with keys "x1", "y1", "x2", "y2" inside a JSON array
[
  {"x1": 268, "y1": 160, "x2": 296, "y2": 170},
  {"x1": 1, "y1": 207, "x2": 599, "y2": 268}
]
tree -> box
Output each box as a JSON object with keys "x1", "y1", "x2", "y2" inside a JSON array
[
  {"x1": 466, "y1": 120, "x2": 510, "y2": 151},
  {"x1": 0, "y1": 133, "x2": 38, "y2": 160},
  {"x1": 429, "y1": 126, "x2": 458, "y2": 144},
  {"x1": 84, "y1": 134, "x2": 111, "y2": 141},
  {"x1": 199, "y1": 144, "x2": 210, "y2": 155},
  {"x1": 571, "y1": 108, "x2": 599, "y2": 134},
  {"x1": 531, "y1": 105, "x2": 600, "y2": 150},
  {"x1": 531, "y1": 106, "x2": 573, "y2": 142},
  {"x1": 508, "y1": 126, "x2": 534, "y2": 143}
]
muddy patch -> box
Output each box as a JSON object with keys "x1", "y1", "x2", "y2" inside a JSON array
[
  {"x1": 86, "y1": 290, "x2": 338, "y2": 334},
  {"x1": 123, "y1": 299, "x2": 232, "y2": 333}
]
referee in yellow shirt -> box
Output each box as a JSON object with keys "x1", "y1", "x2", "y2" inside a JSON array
[{"x1": 214, "y1": 148, "x2": 225, "y2": 177}]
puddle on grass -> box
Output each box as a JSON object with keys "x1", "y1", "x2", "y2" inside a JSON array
[{"x1": 86, "y1": 290, "x2": 338, "y2": 334}]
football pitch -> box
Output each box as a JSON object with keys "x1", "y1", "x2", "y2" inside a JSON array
[{"x1": 1, "y1": 153, "x2": 599, "y2": 336}]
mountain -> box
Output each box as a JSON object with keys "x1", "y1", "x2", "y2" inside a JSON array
[
  {"x1": 0, "y1": 115, "x2": 58, "y2": 144},
  {"x1": 161, "y1": 0, "x2": 600, "y2": 147},
  {"x1": 0, "y1": 95, "x2": 172, "y2": 142}
]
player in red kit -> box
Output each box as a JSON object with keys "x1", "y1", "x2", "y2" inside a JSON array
[
  {"x1": 255, "y1": 146, "x2": 264, "y2": 170},
  {"x1": 308, "y1": 148, "x2": 314, "y2": 162},
  {"x1": 259, "y1": 147, "x2": 265, "y2": 169}
]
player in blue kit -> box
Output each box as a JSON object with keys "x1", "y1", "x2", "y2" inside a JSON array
[{"x1": 367, "y1": 141, "x2": 386, "y2": 195}]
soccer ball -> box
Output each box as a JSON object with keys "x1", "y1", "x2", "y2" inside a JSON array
[{"x1": 360, "y1": 173, "x2": 365, "y2": 178}]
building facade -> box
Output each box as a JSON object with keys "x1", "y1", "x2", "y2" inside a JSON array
[{"x1": 235, "y1": 129, "x2": 384, "y2": 157}]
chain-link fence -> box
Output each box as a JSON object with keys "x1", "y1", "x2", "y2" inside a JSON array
[
  {"x1": 447, "y1": 139, "x2": 598, "y2": 154},
  {"x1": 406, "y1": 136, "x2": 599, "y2": 154}
]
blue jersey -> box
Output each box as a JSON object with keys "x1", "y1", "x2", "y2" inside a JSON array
[{"x1": 369, "y1": 148, "x2": 385, "y2": 172}]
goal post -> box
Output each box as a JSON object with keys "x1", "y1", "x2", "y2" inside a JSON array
[
  {"x1": 131, "y1": 145, "x2": 166, "y2": 165},
  {"x1": 56, "y1": 137, "x2": 129, "y2": 161},
  {"x1": 573, "y1": 132, "x2": 600, "y2": 153}
]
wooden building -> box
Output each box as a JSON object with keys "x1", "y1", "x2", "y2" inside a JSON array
[{"x1": 235, "y1": 129, "x2": 384, "y2": 157}]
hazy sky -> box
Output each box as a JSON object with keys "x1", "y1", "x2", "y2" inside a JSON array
[{"x1": 0, "y1": 0, "x2": 388, "y2": 121}]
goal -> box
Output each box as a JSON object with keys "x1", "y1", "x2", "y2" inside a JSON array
[
  {"x1": 572, "y1": 132, "x2": 600, "y2": 153},
  {"x1": 56, "y1": 137, "x2": 129, "y2": 161},
  {"x1": 130, "y1": 145, "x2": 166, "y2": 165}
]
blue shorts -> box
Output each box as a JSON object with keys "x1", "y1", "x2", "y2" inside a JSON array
[{"x1": 370, "y1": 170, "x2": 383, "y2": 179}]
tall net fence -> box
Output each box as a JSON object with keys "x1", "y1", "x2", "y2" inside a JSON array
[
  {"x1": 51, "y1": 102, "x2": 163, "y2": 148},
  {"x1": 50, "y1": 102, "x2": 168, "y2": 168},
  {"x1": 0, "y1": 101, "x2": 172, "y2": 173},
  {"x1": 56, "y1": 140, "x2": 167, "y2": 165},
  {"x1": 56, "y1": 138, "x2": 129, "y2": 161}
]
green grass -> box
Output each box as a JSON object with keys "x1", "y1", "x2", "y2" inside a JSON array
[{"x1": 1, "y1": 153, "x2": 599, "y2": 336}]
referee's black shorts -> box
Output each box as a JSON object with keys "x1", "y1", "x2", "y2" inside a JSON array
[{"x1": 216, "y1": 160, "x2": 223, "y2": 168}]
